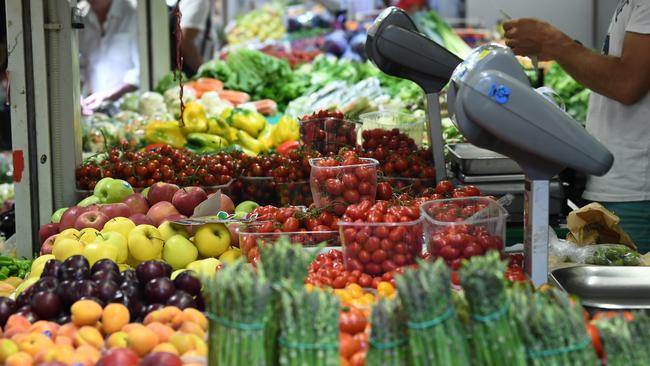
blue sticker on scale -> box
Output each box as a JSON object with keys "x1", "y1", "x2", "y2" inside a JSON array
[{"x1": 488, "y1": 84, "x2": 511, "y2": 104}]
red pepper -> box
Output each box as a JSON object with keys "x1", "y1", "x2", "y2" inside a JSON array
[{"x1": 276, "y1": 140, "x2": 300, "y2": 156}]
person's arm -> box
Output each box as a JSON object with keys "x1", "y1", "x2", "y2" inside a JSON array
[
  {"x1": 180, "y1": 27, "x2": 203, "y2": 74},
  {"x1": 504, "y1": 18, "x2": 650, "y2": 105}
]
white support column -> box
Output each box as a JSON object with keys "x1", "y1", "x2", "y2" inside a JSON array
[{"x1": 138, "y1": 0, "x2": 170, "y2": 92}]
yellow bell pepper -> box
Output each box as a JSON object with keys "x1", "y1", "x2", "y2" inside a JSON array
[
  {"x1": 208, "y1": 118, "x2": 237, "y2": 142},
  {"x1": 228, "y1": 108, "x2": 266, "y2": 138},
  {"x1": 270, "y1": 115, "x2": 300, "y2": 146},
  {"x1": 180, "y1": 101, "x2": 208, "y2": 135},
  {"x1": 144, "y1": 120, "x2": 187, "y2": 148}
]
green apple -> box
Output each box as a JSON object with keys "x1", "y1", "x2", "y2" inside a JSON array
[
  {"x1": 193, "y1": 223, "x2": 230, "y2": 258},
  {"x1": 218, "y1": 247, "x2": 241, "y2": 264},
  {"x1": 83, "y1": 242, "x2": 118, "y2": 267},
  {"x1": 94, "y1": 177, "x2": 134, "y2": 204},
  {"x1": 127, "y1": 224, "x2": 164, "y2": 261},
  {"x1": 158, "y1": 221, "x2": 190, "y2": 241},
  {"x1": 78, "y1": 228, "x2": 99, "y2": 245},
  {"x1": 94, "y1": 231, "x2": 128, "y2": 263},
  {"x1": 235, "y1": 200, "x2": 260, "y2": 214},
  {"x1": 54, "y1": 228, "x2": 81, "y2": 246},
  {"x1": 78, "y1": 195, "x2": 100, "y2": 207},
  {"x1": 141, "y1": 187, "x2": 150, "y2": 199},
  {"x1": 52, "y1": 236, "x2": 84, "y2": 261},
  {"x1": 186, "y1": 257, "x2": 221, "y2": 277},
  {"x1": 102, "y1": 217, "x2": 136, "y2": 239},
  {"x1": 163, "y1": 234, "x2": 198, "y2": 270},
  {"x1": 51, "y1": 207, "x2": 68, "y2": 224}
]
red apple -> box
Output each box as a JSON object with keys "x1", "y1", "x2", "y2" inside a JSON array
[
  {"x1": 39, "y1": 223, "x2": 60, "y2": 244},
  {"x1": 228, "y1": 223, "x2": 239, "y2": 248},
  {"x1": 172, "y1": 187, "x2": 207, "y2": 217},
  {"x1": 96, "y1": 348, "x2": 140, "y2": 366},
  {"x1": 129, "y1": 213, "x2": 154, "y2": 226},
  {"x1": 85, "y1": 204, "x2": 100, "y2": 212},
  {"x1": 147, "y1": 182, "x2": 180, "y2": 205},
  {"x1": 99, "y1": 203, "x2": 132, "y2": 219},
  {"x1": 59, "y1": 206, "x2": 88, "y2": 230},
  {"x1": 122, "y1": 193, "x2": 150, "y2": 215},
  {"x1": 40, "y1": 234, "x2": 57, "y2": 255},
  {"x1": 139, "y1": 352, "x2": 182, "y2": 366},
  {"x1": 147, "y1": 201, "x2": 180, "y2": 227},
  {"x1": 74, "y1": 210, "x2": 110, "y2": 230},
  {"x1": 220, "y1": 193, "x2": 235, "y2": 214}
]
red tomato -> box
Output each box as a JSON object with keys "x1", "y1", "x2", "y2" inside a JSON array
[
  {"x1": 358, "y1": 274, "x2": 373, "y2": 287},
  {"x1": 365, "y1": 263, "x2": 382, "y2": 276},
  {"x1": 374, "y1": 226, "x2": 389, "y2": 238},
  {"x1": 339, "y1": 309, "x2": 368, "y2": 334},
  {"x1": 435, "y1": 180, "x2": 454, "y2": 195},
  {"x1": 462, "y1": 243, "x2": 483, "y2": 258},
  {"x1": 345, "y1": 242, "x2": 361, "y2": 258},
  {"x1": 463, "y1": 185, "x2": 481, "y2": 196},
  {"x1": 358, "y1": 250, "x2": 371, "y2": 264},
  {"x1": 439, "y1": 246, "x2": 460, "y2": 260},
  {"x1": 364, "y1": 237, "x2": 380, "y2": 252},
  {"x1": 388, "y1": 226, "x2": 407, "y2": 242},
  {"x1": 349, "y1": 351, "x2": 366, "y2": 366},
  {"x1": 276, "y1": 140, "x2": 300, "y2": 156},
  {"x1": 325, "y1": 178, "x2": 344, "y2": 195},
  {"x1": 340, "y1": 332, "x2": 362, "y2": 359},
  {"x1": 353, "y1": 332, "x2": 369, "y2": 349},
  {"x1": 376, "y1": 182, "x2": 393, "y2": 200},
  {"x1": 333, "y1": 276, "x2": 347, "y2": 289},
  {"x1": 451, "y1": 271, "x2": 461, "y2": 286},
  {"x1": 282, "y1": 217, "x2": 300, "y2": 232}
]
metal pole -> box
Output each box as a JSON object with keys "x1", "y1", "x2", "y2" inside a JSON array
[
  {"x1": 425, "y1": 93, "x2": 447, "y2": 182},
  {"x1": 524, "y1": 179, "x2": 550, "y2": 286}
]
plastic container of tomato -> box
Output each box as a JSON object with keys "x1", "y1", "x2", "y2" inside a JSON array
[
  {"x1": 420, "y1": 197, "x2": 507, "y2": 270},
  {"x1": 277, "y1": 180, "x2": 313, "y2": 206},
  {"x1": 230, "y1": 177, "x2": 311, "y2": 207},
  {"x1": 359, "y1": 110, "x2": 425, "y2": 146},
  {"x1": 238, "y1": 222, "x2": 339, "y2": 262},
  {"x1": 378, "y1": 176, "x2": 435, "y2": 196},
  {"x1": 300, "y1": 117, "x2": 360, "y2": 154},
  {"x1": 339, "y1": 219, "x2": 423, "y2": 276},
  {"x1": 309, "y1": 158, "x2": 379, "y2": 211}
]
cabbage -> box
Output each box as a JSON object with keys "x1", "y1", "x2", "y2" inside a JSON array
[
  {"x1": 164, "y1": 86, "x2": 196, "y2": 118},
  {"x1": 119, "y1": 92, "x2": 140, "y2": 112},
  {"x1": 199, "y1": 91, "x2": 233, "y2": 118},
  {"x1": 138, "y1": 92, "x2": 167, "y2": 117}
]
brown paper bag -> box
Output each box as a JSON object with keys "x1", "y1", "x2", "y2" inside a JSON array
[{"x1": 566, "y1": 202, "x2": 637, "y2": 251}]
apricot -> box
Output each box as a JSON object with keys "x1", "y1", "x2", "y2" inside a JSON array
[
  {"x1": 121, "y1": 322, "x2": 145, "y2": 333},
  {"x1": 102, "y1": 303, "x2": 130, "y2": 334},
  {"x1": 182, "y1": 308, "x2": 208, "y2": 330},
  {"x1": 57, "y1": 323, "x2": 79, "y2": 338},
  {"x1": 74, "y1": 326, "x2": 104, "y2": 349},
  {"x1": 179, "y1": 321, "x2": 205, "y2": 338},
  {"x1": 74, "y1": 345, "x2": 101, "y2": 364},
  {"x1": 146, "y1": 322, "x2": 174, "y2": 343},
  {"x1": 18, "y1": 333, "x2": 54, "y2": 357},
  {"x1": 4, "y1": 315, "x2": 31, "y2": 338},
  {"x1": 107, "y1": 331, "x2": 129, "y2": 349},
  {"x1": 54, "y1": 336, "x2": 73, "y2": 347},
  {"x1": 71, "y1": 300, "x2": 103, "y2": 326},
  {"x1": 152, "y1": 342, "x2": 179, "y2": 355},
  {"x1": 34, "y1": 344, "x2": 74, "y2": 365},
  {"x1": 168, "y1": 332, "x2": 194, "y2": 355},
  {"x1": 29, "y1": 321, "x2": 59, "y2": 340},
  {"x1": 5, "y1": 351, "x2": 33, "y2": 366},
  {"x1": 127, "y1": 326, "x2": 159, "y2": 356}
]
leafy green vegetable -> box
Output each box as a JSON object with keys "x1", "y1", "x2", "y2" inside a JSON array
[
  {"x1": 155, "y1": 71, "x2": 187, "y2": 95},
  {"x1": 413, "y1": 10, "x2": 472, "y2": 59},
  {"x1": 545, "y1": 63, "x2": 591, "y2": 123}
]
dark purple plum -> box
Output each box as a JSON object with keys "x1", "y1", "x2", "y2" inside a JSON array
[
  {"x1": 91, "y1": 258, "x2": 119, "y2": 274},
  {"x1": 61, "y1": 267, "x2": 90, "y2": 281},
  {"x1": 136, "y1": 260, "x2": 168, "y2": 283},
  {"x1": 15, "y1": 306, "x2": 39, "y2": 323},
  {"x1": 0, "y1": 297, "x2": 17, "y2": 326},
  {"x1": 144, "y1": 277, "x2": 176, "y2": 304},
  {"x1": 96, "y1": 280, "x2": 120, "y2": 303},
  {"x1": 120, "y1": 269, "x2": 138, "y2": 283},
  {"x1": 119, "y1": 282, "x2": 141, "y2": 299},
  {"x1": 143, "y1": 303, "x2": 164, "y2": 316},
  {"x1": 166, "y1": 290, "x2": 196, "y2": 310},
  {"x1": 57, "y1": 280, "x2": 75, "y2": 305},
  {"x1": 194, "y1": 293, "x2": 205, "y2": 311},
  {"x1": 62, "y1": 255, "x2": 89, "y2": 272},
  {"x1": 56, "y1": 313, "x2": 71, "y2": 325},
  {"x1": 32, "y1": 291, "x2": 61, "y2": 319},
  {"x1": 173, "y1": 272, "x2": 201, "y2": 297},
  {"x1": 34, "y1": 276, "x2": 59, "y2": 293},
  {"x1": 92, "y1": 270, "x2": 121, "y2": 285},
  {"x1": 72, "y1": 280, "x2": 97, "y2": 301},
  {"x1": 161, "y1": 262, "x2": 172, "y2": 278},
  {"x1": 42, "y1": 259, "x2": 63, "y2": 278},
  {"x1": 16, "y1": 286, "x2": 35, "y2": 308}
]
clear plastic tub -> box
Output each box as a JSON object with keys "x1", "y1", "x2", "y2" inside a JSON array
[
  {"x1": 278, "y1": 180, "x2": 313, "y2": 206},
  {"x1": 238, "y1": 222, "x2": 339, "y2": 262},
  {"x1": 300, "y1": 117, "x2": 360, "y2": 154},
  {"x1": 339, "y1": 219, "x2": 423, "y2": 276},
  {"x1": 378, "y1": 177, "x2": 435, "y2": 196},
  {"x1": 359, "y1": 111, "x2": 425, "y2": 146},
  {"x1": 230, "y1": 177, "x2": 311, "y2": 207},
  {"x1": 309, "y1": 158, "x2": 379, "y2": 211},
  {"x1": 420, "y1": 197, "x2": 507, "y2": 270}
]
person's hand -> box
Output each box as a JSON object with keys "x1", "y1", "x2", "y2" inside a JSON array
[
  {"x1": 503, "y1": 18, "x2": 572, "y2": 61},
  {"x1": 81, "y1": 90, "x2": 112, "y2": 111}
]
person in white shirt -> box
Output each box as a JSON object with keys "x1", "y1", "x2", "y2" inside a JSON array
[
  {"x1": 503, "y1": 0, "x2": 650, "y2": 251},
  {"x1": 171, "y1": 0, "x2": 216, "y2": 76},
  {"x1": 79, "y1": 0, "x2": 139, "y2": 111}
]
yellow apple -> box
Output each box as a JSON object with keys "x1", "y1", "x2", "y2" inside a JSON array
[
  {"x1": 83, "y1": 242, "x2": 118, "y2": 266},
  {"x1": 163, "y1": 235, "x2": 198, "y2": 270},
  {"x1": 193, "y1": 223, "x2": 230, "y2": 258},
  {"x1": 127, "y1": 225, "x2": 164, "y2": 261},
  {"x1": 186, "y1": 257, "x2": 221, "y2": 277},
  {"x1": 158, "y1": 221, "x2": 190, "y2": 241},
  {"x1": 93, "y1": 231, "x2": 128, "y2": 263},
  {"x1": 218, "y1": 247, "x2": 241, "y2": 264},
  {"x1": 54, "y1": 228, "x2": 80, "y2": 245},
  {"x1": 53, "y1": 236, "x2": 84, "y2": 261},
  {"x1": 102, "y1": 217, "x2": 136, "y2": 239},
  {"x1": 171, "y1": 268, "x2": 189, "y2": 280},
  {"x1": 27, "y1": 254, "x2": 55, "y2": 279},
  {"x1": 78, "y1": 227, "x2": 100, "y2": 245}
]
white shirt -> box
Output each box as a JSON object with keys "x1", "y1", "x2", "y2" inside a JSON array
[
  {"x1": 78, "y1": 0, "x2": 139, "y2": 96},
  {"x1": 583, "y1": 0, "x2": 650, "y2": 202},
  {"x1": 178, "y1": 0, "x2": 216, "y2": 62}
]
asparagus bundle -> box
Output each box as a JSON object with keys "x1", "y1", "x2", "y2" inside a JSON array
[
  {"x1": 595, "y1": 312, "x2": 649, "y2": 366},
  {"x1": 395, "y1": 259, "x2": 469, "y2": 366},
  {"x1": 459, "y1": 252, "x2": 526, "y2": 366},
  {"x1": 511, "y1": 286, "x2": 598, "y2": 365},
  {"x1": 626, "y1": 311, "x2": 650, "y2": 360},
  {"x1": 366, "y1": 298, "x2": 410, "y2": 366},
  {"x1": 204, "y1": 261, "x2": 271, "y2": 366},
  {"x1": 278, "y1": 281, "x2": 340, "y2": 366},
  {"x1": 258, "y1": 237, "x2": 319, "y2": 366}
]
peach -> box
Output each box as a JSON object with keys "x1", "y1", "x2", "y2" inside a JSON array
[
  {"x1": 102, "y1": 303, "x2": 130, "y2": 334},
  {"x1": 74, "y1": 326, "x2": 104, "y2": 349},
  {"x1": 5, "y1": 351, "x2": 33, "y2": 366},
  {"x1": 18, "y1": 333, "x2": 54, "y2": 357},
  {"x1": 58, "y1": 323, "x2": 79, "y2": 339},
  {"x1": 146, "y1": 322, "x2": 174, "y2": 343},
  {"x1": 4, "y1": 315, "x2": 31, "y2": 338},
  {"x1": 34, "y1": 344, "x2": 74, "y2": 364},
  {"x1": 179, "y1": 322, "x2": 205, "y2": 338},
  {"x1": 29, "y1": 321, "x2": 59, "y2": 340},
  {"x1": 188, "y1": 334, "x2": 207, "y2": 356},
  {"x1": 71, "y1": 300, "x2": 103, "y2": 326},
  {"x1": 127, "y1": 326, "x2": 159, "y2": 356},
  {"x1": 107, "y1": 331, "x2": 129, "y2": 349},
  {"x1": 55, "y1": 336, "x2": 74, "y2": 347},
  {"x1": 182, "y1": 308, "x2": 207, "y2": 330},
  {"x1": 75, "y1": 345, "x2": 101, "y2": 364},
  {"x1": 151, "y1": 342, "x2": 179, "y2": 355},
  {"x1": 121, "y1": 322, "x2": 146, "y2": 333}
]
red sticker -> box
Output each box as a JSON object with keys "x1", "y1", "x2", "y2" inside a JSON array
[{"x1": 12, "y1": 150, "x2": 24, "y2": 182}]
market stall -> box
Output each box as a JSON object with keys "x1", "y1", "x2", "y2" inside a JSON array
[{"x1": 2, "y1": 2, "x2": 644, "y2": 366}]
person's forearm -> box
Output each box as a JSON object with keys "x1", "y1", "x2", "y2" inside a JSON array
[
  {"x1": 107, "y1": 83, "x2": 137, "y2": 101},
  {"x1": 551, "y1": 40, "x2": 641, "y2": 105}
]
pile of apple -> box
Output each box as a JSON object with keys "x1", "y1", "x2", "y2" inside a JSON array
[{"x1": 38, "y1": 177, "x2": 242, "y2": 277}]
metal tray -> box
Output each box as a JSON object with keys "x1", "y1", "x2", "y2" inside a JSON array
[
  {"x1": 456, "y1": 171, "x2": 525, "y2": 183},
  {"x1": 447, "y1": 143, "x2": 523, "y2": 175},
  {"x1": 549, "y1": 266, "x2": 650, "y2": 309}
]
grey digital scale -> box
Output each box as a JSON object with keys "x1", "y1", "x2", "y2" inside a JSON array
[{"x1": 367, "y1": 7, "x2": 614, "y2": 285}]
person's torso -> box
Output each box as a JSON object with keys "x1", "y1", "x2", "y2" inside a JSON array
[
  {"x1": 79, "y1": 0, "x2": 138, "y2": 95},
  {"x1": 584, "y1": 0, "x2": 650, "y2": 201}
]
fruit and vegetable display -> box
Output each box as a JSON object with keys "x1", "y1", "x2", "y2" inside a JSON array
[{"x1": 225, "y1": 4, "x2": 286, "y2": 45}]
